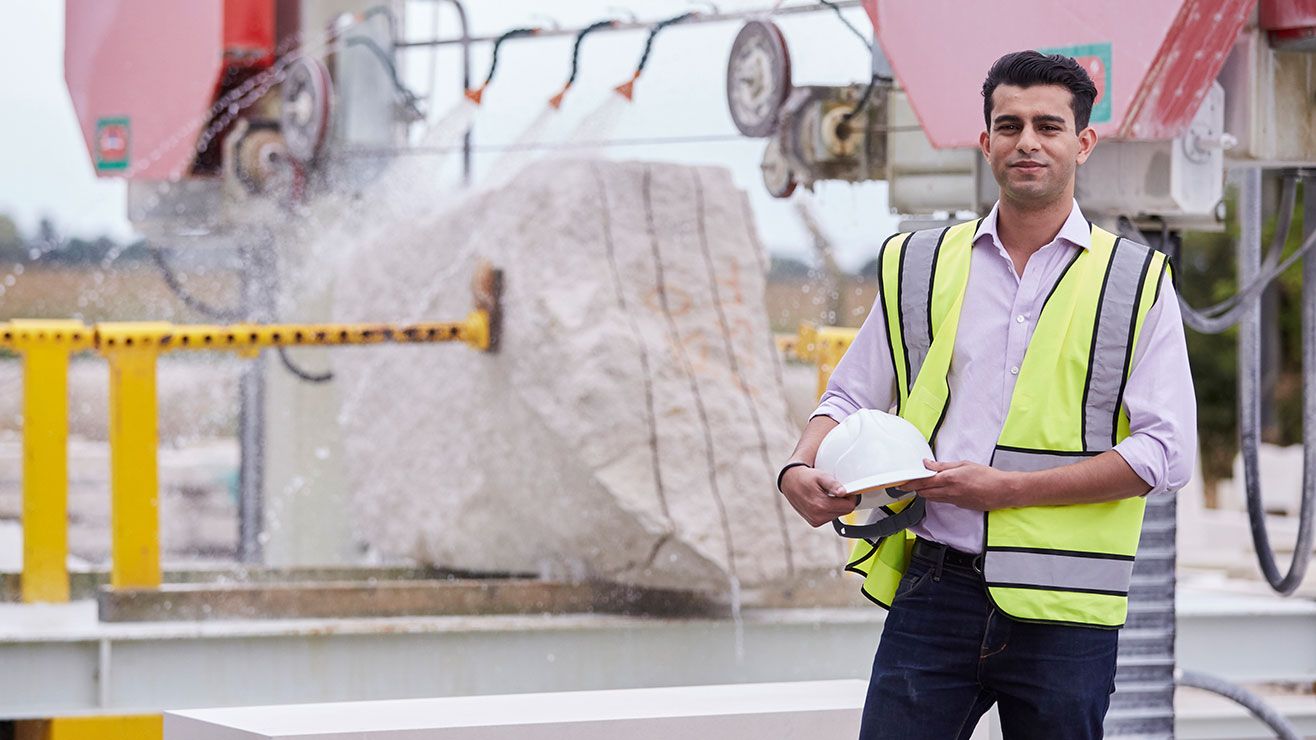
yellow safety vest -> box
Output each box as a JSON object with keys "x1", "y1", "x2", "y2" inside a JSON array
[{"x1": 844, "y1": 218, "x2": 1169, "y2": 628}]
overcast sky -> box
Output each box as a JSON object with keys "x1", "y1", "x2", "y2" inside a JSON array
[{"x1": 1, "y1": 1, "x2": 900, "y2": 270}]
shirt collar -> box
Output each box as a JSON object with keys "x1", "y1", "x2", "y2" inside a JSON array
[{"x1": 973, "y1": 199, "x2": 1091, "y2": 252}]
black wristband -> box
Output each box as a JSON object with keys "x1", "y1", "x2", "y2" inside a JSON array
[{"x1": 776, "y1": 461, "x2": 813, "y2": 493}]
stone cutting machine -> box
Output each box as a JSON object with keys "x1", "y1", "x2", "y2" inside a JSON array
[{"x1": 728, "y1": 0, "x2": 1314, "y2": 230}]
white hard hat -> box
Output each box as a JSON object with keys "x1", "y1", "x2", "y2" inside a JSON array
[{"x1": 815, "y1": 409, "x2": 935, "y2": 511}]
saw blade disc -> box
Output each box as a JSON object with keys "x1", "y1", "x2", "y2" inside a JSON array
[
  {"x1": 726, "y1": 19, "x2": 792, "y2": 138},
  {"x1": 280, "y1": 57, "x2": 333, "y2": 164}
]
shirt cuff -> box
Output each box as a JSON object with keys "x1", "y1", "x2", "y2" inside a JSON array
[
  {"x1": 1112, "y1": 434, "x2": 1169, "y2": 496},
  {"x1": 810, "y1": 397, "x2": 858, "y2": 424}
]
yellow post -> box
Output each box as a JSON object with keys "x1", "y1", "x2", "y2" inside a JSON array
[
  {"x1": 7, "y1": 320, "x2": 90, "y2": 603},
  {"x1": 101, "y1": 324, "x2": 169, "y2": 590},
  {"x1": 813, "y1": 327, "x2": 857, "y2": 398}
]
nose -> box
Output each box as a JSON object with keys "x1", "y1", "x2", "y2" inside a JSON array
[{"x1": 1016, "y1": 126, "x2": 1041, "y2": 154}]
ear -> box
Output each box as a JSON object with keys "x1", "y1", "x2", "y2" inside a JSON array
[
  {"x1": 979, "y1": 129, "x2": 991, "y2": 160},
  {"x1": 1075, "y1": 126, "x2": 1098, "y2": 165}
]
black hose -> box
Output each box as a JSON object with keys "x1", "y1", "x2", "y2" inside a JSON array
[
  {"x1": 1177, "y1": 670, "x2": 1301, "y2": 739},
  {"x1": 630, "y1": 12, "x2": 696, "y2": 77},
  {"x1": 276, "y1": 346, "x2": 334, "y2": 383},
  {"x1": 1237, "y1": 169, "x2": 1315, "y2": 594},
  {"x1": 149, "y1": 246, "x2": 244, "y2": 322},
  {"x1": 1176, "y1": 178, "x2": 1298, "y2": 333},
  {"x1": 840, "y1": 71, "x2": 892, "y2": 128},
  {"x1": 818, "y1": 0, "x2": 872, "y2": 51},
  {"x1": 344, "y1": 35, "x2": 424, "y2": 117},
  {"x1": 361, "y1": 5, "x2": 399, "y2": 43},
  {"x1": 563, "y1": 19, "x2": 619, "y2": 89},
  {"x1": 152, "y1": 245, "x2": 334, "y2": 384},
  {"x1": 481, "y1": 27, "x2": 539, "y2": 88},
  {"x1": 1119, "y1": 179, "x2": 1314, "y2": 335}
]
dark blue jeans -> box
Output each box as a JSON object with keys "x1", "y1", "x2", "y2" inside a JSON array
[{"x1": 859, "y1": 548, "x2": 1119, "y2": 739}]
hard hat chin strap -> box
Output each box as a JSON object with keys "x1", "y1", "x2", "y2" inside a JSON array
[{"x1": 832, "y1": 494, "x2": 926, "y2": 540}]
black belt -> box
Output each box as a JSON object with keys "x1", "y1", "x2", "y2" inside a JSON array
[{"x1": 913, "y1": 536, "x2": 983, "y2": 574}]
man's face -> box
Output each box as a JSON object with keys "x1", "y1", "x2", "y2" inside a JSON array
[{"x1": 979, "y1": 84, "x2": 1097, "y2": 207}]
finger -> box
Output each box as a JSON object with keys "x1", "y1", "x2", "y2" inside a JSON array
[
  {"x1": 908, "y1": 477, "x2": 953, "y2": 493},
  {"x1": 923, "y1": 459, "x2": 965, "y2": 471},
  {"x1": 814, "y1": 474, "x2": 847, "y2": 497}
]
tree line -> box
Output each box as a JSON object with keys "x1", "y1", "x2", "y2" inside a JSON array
[{"x1": 0, "y1": 213, "x2": 149, "y2": 265}]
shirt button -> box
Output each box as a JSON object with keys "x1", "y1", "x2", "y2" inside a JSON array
[
  {"x1": 1010, "y1": 366, "x2": 1020, "y2": 375},
  {"x1": 1016, "y1": 314, "x2": 1026, "y2": 323}
]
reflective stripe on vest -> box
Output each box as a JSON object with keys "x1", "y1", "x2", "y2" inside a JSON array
[{"x1": 845, "y1": 220, "x2": 1168, "y2": 627}]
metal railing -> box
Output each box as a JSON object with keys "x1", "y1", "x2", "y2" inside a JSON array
[{"x1": 2, "y1": 267, "x2": 501, "y2": 602}]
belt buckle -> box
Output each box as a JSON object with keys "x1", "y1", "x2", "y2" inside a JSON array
[{"x1": 971, "y1": 554, "x2": 984, "y2": 575}]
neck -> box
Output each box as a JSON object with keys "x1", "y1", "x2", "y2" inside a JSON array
[{"x1": 995, "y1": 193, "x2": 1073, "y2": 260}]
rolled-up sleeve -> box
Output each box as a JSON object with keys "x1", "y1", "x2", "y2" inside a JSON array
[
  {"x1": 1112, "y1": 277, "x2": 1198, "y2": 494},
  {"x1": 810, "y1": 290, "x2": 898, "y2": 423}
]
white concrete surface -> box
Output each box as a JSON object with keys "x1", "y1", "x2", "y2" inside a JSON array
[{"x1": 165, "y1": 681, "x2": 870, "y2": 739}]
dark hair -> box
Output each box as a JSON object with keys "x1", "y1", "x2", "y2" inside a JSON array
[{"x1": 981, "y1": 50, "x2": 1098, "y2": 131}]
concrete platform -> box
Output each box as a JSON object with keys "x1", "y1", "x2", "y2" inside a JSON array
[
  {"x1": 96, "y1": 579, "x2": 724, "y2": 622},
  {"x1": 1, "y1": 582, "x2": 1314, "y2": 723}
]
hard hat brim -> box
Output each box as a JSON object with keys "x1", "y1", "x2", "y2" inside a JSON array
[{"x1": 840, "y1": 467, "x2": 936, "y2": 497}]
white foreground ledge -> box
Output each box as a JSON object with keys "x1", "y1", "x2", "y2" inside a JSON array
[{"x1": 165, "y1": 680, "x2": 868, "y2": 739}]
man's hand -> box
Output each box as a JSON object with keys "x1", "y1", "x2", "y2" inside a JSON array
[
  {"x1": 900, "y1": 459, "x2": 1021, "y2": 511},
  {"x1": 780, "y1": 466, "x2": 858, "y2": 527}
]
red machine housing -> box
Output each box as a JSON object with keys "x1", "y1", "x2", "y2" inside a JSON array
[
  {"x1": 64, "y1": 0, "x2": 277, "y2": 181},
  {"x1": 1260, "y1": 0, "x2": 1316, "y2": 48},
  {"x1": 860, "y1": 0, "x2": 1252, "y2": 147}
]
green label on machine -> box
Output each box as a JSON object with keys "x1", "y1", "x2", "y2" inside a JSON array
[
  {"x1": 95, "y1": 116, "x2": 131, "y2": 172},
  {"x1": 1038, "y1": 42, "x2": 1112, "y2": 125}
]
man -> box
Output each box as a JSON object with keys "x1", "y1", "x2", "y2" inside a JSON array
[{"x1": 777, "y1": 51, "x2": 1196, "y2": 739}]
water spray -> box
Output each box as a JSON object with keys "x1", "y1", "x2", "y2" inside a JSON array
[
  {"x1": 465, "y1": 27, "x2": 541, "y2": 105},
  {"x1": 548, "y1": 19, "x2": 621, "y2": 110},
  {"x1": 614, "y1": 12, "x2": 699, "y2": 102}
]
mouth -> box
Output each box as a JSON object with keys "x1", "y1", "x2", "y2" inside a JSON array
[{"x1": 1010, "y1": 161, "x2": 1046, "y2": 171}]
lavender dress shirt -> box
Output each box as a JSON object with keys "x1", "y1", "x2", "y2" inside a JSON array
[{"x1": 811, "y1": 200, "x2": 1198, "y2": 553}]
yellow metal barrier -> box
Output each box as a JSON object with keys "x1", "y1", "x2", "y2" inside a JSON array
[
  {"x1": 15, "y1": 714, "x2": 161, "y2": 740},
  {"x1": 780, "y1": 322, "x2": 858, "y2": 397},
  {"x1": 1, "y1": 295, "x2": 498, "y2": 598},
  {"x1": 5, "y1": 321, "x2": 93, "y2": 603}
]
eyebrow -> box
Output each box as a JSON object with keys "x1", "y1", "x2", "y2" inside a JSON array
[{"x1": 993, "y1": 114, "x2": 1069, "y2": 127}]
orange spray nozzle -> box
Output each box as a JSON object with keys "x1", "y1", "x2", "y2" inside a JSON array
[
  {"x1": 548, "y1": 85, "x2": 571, "y2": 110},
  {"x1": 613, "y1": 72, "x2": 640, "y2": 102}
]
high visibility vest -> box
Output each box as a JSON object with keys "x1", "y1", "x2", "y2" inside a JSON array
[{"x1": 844, "y1": 218, "x2": 1169, "y2": 628}]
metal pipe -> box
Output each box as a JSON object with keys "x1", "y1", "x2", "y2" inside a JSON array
[
  {"x1": 1238, "y1": 168, "x2": 1316, "y2": 594},
  {"x1": 412, "y1": 0, "x2": 472, "y2": 184},
  {"x1": 238, "y1": 240, "x2": 275, "y2": 565},
  {"x1": 395, "y1": 0, "x2": 864, "y2": 48}
]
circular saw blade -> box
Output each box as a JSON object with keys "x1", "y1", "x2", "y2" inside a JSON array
[
  {"x1": 280, "y1": 57, "x2": 333, "y2": 164},
  {"x1": 726, "y1": 19, "x2": 792, "y2": 138}
]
